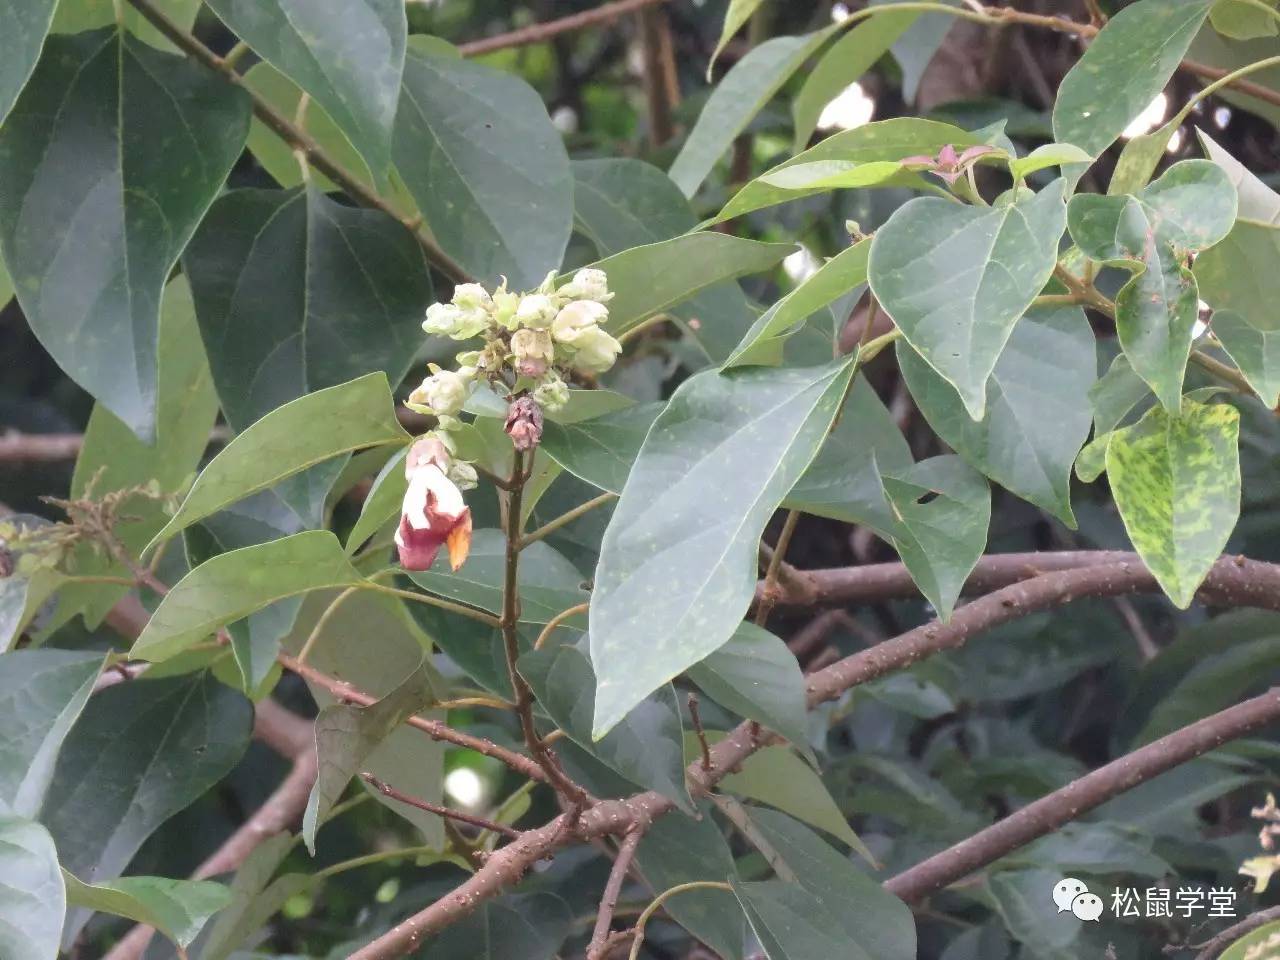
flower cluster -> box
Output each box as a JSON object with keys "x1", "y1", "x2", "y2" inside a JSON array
[{"x1": 394, "y1": 268, "x2": 619, "y2": 572}]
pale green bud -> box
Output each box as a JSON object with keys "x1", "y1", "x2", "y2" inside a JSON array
[
  {"x1": 423, "y1": 302, "x2": 465, "y2": 337},
  {"x1": 559, "y1": 267, "x2": 612, "y2": 303},
  {"x1": 533, "y1": 374, "x2": 571, "y2": 412},
  {"x1": 536, "y1": 270, "x2": 559, "y2": 296},
  {"x1": 447, "y1": 460, "x2": 479, "y2": 491},
  {"x1": 491, "y1": 285, "x2": 521, "y2": 331},
  {"x1": 570, "y1": 324, "x2": 622, "y2": 373},
  {"x1": 451, "y1": 283, "x2": 493, "y2": 312},
  {"x1": 408, "y1": 368, "x2": 472, "y2": 417},
  {"x1": 453, "y1": 308, "x2": 490, "y2": 341},
  {"x1": 552, "y1": 299, "x2": 609, "y2": 345},
  {"x1": 516, "y1": 293, "x2": 558, "y2": 329}
]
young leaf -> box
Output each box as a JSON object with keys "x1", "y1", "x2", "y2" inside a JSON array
[
  {"x1": 395, "y1": 49, "x2": 572, "y2": 288},
  {"x1": 1052, "y1": 0, "x2": 1213, "y2": 156},
  {"x1": 0, "y1": 815, "x2": 63, "y2": 960},
  {"x1": 669, "y1": 25, "x2": 839, "y2": 197},
  {"x1": 183, "y1": 186, "x2": 432, "y2": 431},
  {"x1": 205, "y1": 0, "x2": 405, "y2": 179},
  {"x1": 869, "y1": 180, "x2": 1067, "y2": 419},
  {"x1": 687, "y1": 623, "x2": 811, "y2": 757},
  {"x1": 710, "y1": 0, "x2": 770, "y2": 73},
  {"x1": 1008, "y1": 143, "x2": 1093, "y2": 181},
  {"x1": 303, "y1": 661, "x2": 438, "y2": 853},
  {"x1": 1068, "y1": 160, "x2": 1237, "y2": 410},
  {"x1": 62, "y1": 871, "x2": 231, "y2": 950},
  {"x1": 1105, "y1": 399, "x2": 1241, "y2": 608},
  {"x1": 0, "y1": 650, "x2": 103, "y2": 817},
  {"x1": 1211, "y1": 310, "x2": 1280, "y2": 406},
  {"x1": 541, "y1": 403, "x2": 665, "y2": 495},
  {"x1": 132, "y1": 531, "x2": 363, "y2": 662},
  {"x1": 0, "y1": 0, "x2": 55, "y2": 124},
  {"x1": 897, "y1": 304, "x2": 1095, "y2": 525},
  {"x1": 42, "y1": 672, "x2": 251, "y2": 945},
  {"x1": 0, "y1": 28, "x2": 249, "y2": 441},
  {"x1": 590, "y1": 358, "x2": 856, "y2": 737},
  {"x1": 149, "y1": 373, "x2": 409, "y2": 549},
  {"x1": 519, "y1": 641, "x2": 692, "y2": 812}
]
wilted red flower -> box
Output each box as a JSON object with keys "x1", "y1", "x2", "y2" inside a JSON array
[
  {"x1": 505, "y1": 395, "x2": 544, "y2": 451},
  {"x1": 395, "y1": 438, "x2": 472, "y2": 572}
]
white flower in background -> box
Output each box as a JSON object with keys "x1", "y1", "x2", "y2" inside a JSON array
[
  {"x1": 451, "y1": 283, "x2": 493, "y2": 312},
  {"x1": 818, "y1": 82, "x2": 875, "y2": 132},
  {"x1": 515, "y1": 293, "x2": 559, "y2": 329},
  {"x1": 423, "y1": 302, "x2": 465, "y2": 337},
  {"x1": 559, "y1": 268, "x2": 613, "y2": 303},
  {"x1": 552, "y1": 299, "x2": 610, "y2": 344}
]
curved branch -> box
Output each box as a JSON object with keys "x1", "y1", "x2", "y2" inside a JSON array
[{"x1": 458, "y1": 0, "x2": 673, "y2": 57}]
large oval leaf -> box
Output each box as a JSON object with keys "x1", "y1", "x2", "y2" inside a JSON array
[
  {"x1": 184, "y1": 186, "x2": 431, "y2": 431},
  {"x1": 205, "y1": 0, "x2": 405, "y2": 179},
  {"x1": 869, "y1": 180, "x2": 1067, "y2": 419},
  {"x1": 0, "y1": 28, "x2": 249, "y2": 441},
  {"x1": 394, "y1": 49, "x2": 572, "y2": 288},
  {"x1": 0, "y1": 815, "x2": 63, "y2": 960},
  {"x1": 589, "y1": 357, "x2": 855, "y2": 737}
]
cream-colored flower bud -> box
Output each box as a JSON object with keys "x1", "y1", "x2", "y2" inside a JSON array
[
  {"x1": 451, "y1": 283, "x2": 493, "y2": 312},
  {"x1": 515, "y1": 293, "x2": 558, "y2": 329},
  {"x1": 491, "y1": 286, "x2": 521, "y2": 331},
  {"x1": 560, "y1": 267, "x2": 612, "y2": 303},
  {"x1": 423, "y1": 302, "x2": 465, "y2": 337},
  {"x1": 408, "y1": 368, "x2": 471, "y2": 418},
  {"x1": 511, "y1": 327, "x2": 555, "y2": 378},
  {"x1": 452, "y1": 308, "x2": 490, "y2": 341},
  {"x1": 533, "y1": 374, "x2": 571, "y2": 412},
  {"x1": 552, "y1": 299, "x2": 609, "y2": 345},
  {"x1": 570, "y1": 324, "x2": 622, "y2": 373}
]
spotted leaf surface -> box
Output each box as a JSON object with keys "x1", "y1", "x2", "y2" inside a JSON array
[
  {"x1": 589, "y1": 357, "x2": 856, "y2": 737},
  {"x1": 1105, "y1": 399, "x2": 1241, "y2": 608},
  {"x1": 1068, "y1": 160, "x2": 1237, "y2": 410},
  {"x1": 869, "y1": 180, "x2": 1067, "y2": 419}
]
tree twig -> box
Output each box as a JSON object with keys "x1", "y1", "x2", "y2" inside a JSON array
[
  {"x1": 1175, "y1": 904, "x2": 1280, "y2": 959},
  {"x1": 587, "y1": 826, "x2": 648, "y2": 960},
  {"x1": 361, "y1": 773, "x2": 523, "y2": 840},
  {"x1": 458, "y1": 0, "x2": 673, "y2": 57},
  {"x1": 687, "y1": 694, "x2": 712, "y2": 772}
]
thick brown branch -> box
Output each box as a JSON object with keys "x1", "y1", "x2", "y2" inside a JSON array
[
  {"x1": 1182, "y1": 904, "x2": 1280, "y2": 959},
  {"x1": 459, "y1": 0, "x2": 672, "y2": 57}
]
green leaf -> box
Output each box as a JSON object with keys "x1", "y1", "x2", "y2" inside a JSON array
[
  {"x1": 540, "y1": 403, "x2": 665, "y2": 495},
  {"x1": 634, "y1": 805, "x2": 744, "y2": 960},
  {"x1": 62, "y1": 871, "x2": 230, "y2": 950},
  {"x1": 1105, "y1": 398, "x2": 1241, "y2": 608},
  {"x1": 1212, "y1": 310, "x2": 1280, "y2": 406},
  {"x1": 149, "y1": 373, "x2": 409, "y2": 549},
  {"x1": 726, "y1": 238, "x2": 870, "y2": 367},
  {"x1": 1069, "y1": 160, "x2": 1237, "y2": 410},
  {"x1": 585, "y1": 233, "x2": 797, "y2": 340},
  {"x1": 519, "y1": 641, "x2": 691, "y2": 812},
  {"x1": 1091, "y1": 353, "x2": 1151, "y2": 435},
  {"x1": 730, "y1": 808, "x2": 915, "y2": 960},
  {"x1": 0, "y1": 28, "x2": 249, "y2": 441},
  {"x1": 873, "y1": 0, "x2": 958, "y2": 103},
  {"x1": 1008, "y1": 143, "x2": 1093, "y2": 181},
  {"x1": 303, "y1": 661, "x2": 438, "y2": 853},
  {"x1": 395, "y1": 49, "x2": 572, "y2": 288},
  {"x1": 0, "y1": 650, "x2": 103, "y2": 817},
  {"x1": 897, "y1": 304, "x2": 1095, "y2": 525},
  {"x1": 132, "y1": 531, "x2": 363, "y2": 662},
  {"x1": 346, "y1": 447, "x2": 409, "y2": 554},
  {"x1": 0, "y1": 815, "x2": 63, "y2": 960},
  {"x1": 0, "y1": 0, "x2": 55, "y2": 124},
  {"x1": 196, "y1": 834, "x2": 293, "y2": 960},
  {"x1": 1052, "y1": 0, "x2": 1213, "y2": 156},
  {"x1": 1211, "y1": 0, "x2": 1279, "y2": 39},
  {"x1": 572, "y1": 158, "x2": 761, "y2": 363},
  {"x1": 1195, "y1": 219, "x2": 1280, "y2": 333},
  {"x1": 0, "y1": 565, "x2": 63, "y2": 652},
  {"x1": 50, "y1": 0, "x2": 201, "y2": 53},
  {"x1": 710, "y1": 0, "x2": 769, "y2": 72},
  {"x1": 1221, "y1": 919, "x2": 1280, "y2": 959},
  {"x1": 205, "y1": 0, "x2": 404, "y2": 178},
  {"x1": 42, "y1": 672, "x2": 251, "y2": 941},
  {"x1": 1075, "y1": 432, "x2": 1111, "y2": 483},
  {"x1": 668, "y1": 26, "x2": 839, "y2": 197},
  {"x1": 423, "y1": 893, "x2": 571, "y2": 960},
  {"x1": 986, "y1": 869, "x2": 1082, "y2": 958},
  {"x1": 791, "y1": 11, "x2": 917, "y2": 153},
  {"x1": 409, "y1": 529, "x2": 588, "y2": 625},
  {"x1": 183, "y1": 186, "x2": 431, "y2": 430},
  {"x1": 590, "y1": 358, "x2": 855, "y2": 737},
  {"x1": 714, "y1": 118, "x2": 982, "y2": 224},
  {"x1": 687, "y1": 623, "x2": 811, "y2": 757},
  {"x1": 870, "y1": 179, "x2": 1067, "y2": 419},
  {"x1": 1196, "y1": 128, "x2": 1280, "y2": 224}
]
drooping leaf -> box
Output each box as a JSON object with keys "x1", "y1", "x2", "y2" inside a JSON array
[
  {"x1": 0, "y1": 815, "x2": 63, "y2": 960},
  {"x1": 205, "y1": 0, "x2": 405, "y2": 179},
  {"x1": 714, "y1": 118, "x2": 982, "y2": 224},
  {"x1": 0, "y1": 649, "x2": 103, "y2": 817},
  {"x1": 184, "y1": 186, "x2": 431, "y2": 431},
  {"x1": 687, "y1": 623, "x2": 811, "y2": 756},
  {"x1": 0, "y1": 28, "x2": 249, "y2": 441},
  {"x1": 710, "y1": 0, "x2": 770, "y2": 72},
  {"x1": 1105, "y1": 398, "x2": 1241, "y2": 608},
  {"x1": 1212, "y1": 310, "x2": 1280, "y2": 406},
  {"x1": 1196, "y1": 128, "x2": 1280, "y2": 224},
  {"x1": 726, "y1": 238, "x2": 870, "y2": 366},
  {"x1": 42, "y1": 672, "x2": 250, "y2": 943},
  {"x1": 62, "y1": 871, "x2": 231, "y2": 950},
  {"x1": 590, "y1": 358, "x2": 855, "y2": 737},
  {"x1": 1068, "y1": 160, "x2": 1237, "y2": 410},
  {"x1": 898, "y1": 304, "x2": 1095, "y2": 525},
  {"x1": 791, "y1": 11, "x2": 917, "y2": 153},
  {"x1": 395, "y1": 49, "x2": 572, "y2": 288},
  {"x1": 585, "y1": 233, "x2": 797, "y2": 339},
  {"x1": 869, "y1": 180, "x2": 1067, "y2": 419},
  {"x1": 873, "y1": 0, "x2": 959, "y2": 103},
  {"x1": 669, "y1": 26, "x2": 838, "y2": 197},
  {"x1": 0, "y1": 0, "x2": 55, "y2": 125},
  {"x1": 731, "y1": 808, "x2": 916, "y2": 960},
  {"x1": 132, "y1": 531, "x2": 363, "y2": 662},
  {"x1": 149, "y1": 373, "x2": 409, "y2": 549},
  {"x1": 633, "y1": 805, "x2": 745, "y2": 960},
  {"x1": 1052, "y1": 0, "x2": 1213, "y2": 156},
  {"x1": 519, "y1": 641, "x2": 691, "y2": 812},
  {"x1": 303, "y1": 661, "x2": 438, "y2": 853},
  {"x1": 540, "y1": 403, "x2": 664, "y2": 495},
  {"x1": 423, "y1": 892, "x2": 572, "y2": 960}
]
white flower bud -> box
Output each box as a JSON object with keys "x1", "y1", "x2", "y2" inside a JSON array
[
  {"x1": 533, "y1": 374, "x2": 571, "y2": 412},
  {"x1": 515, "y1": 294, "x2": 558, "y2": 329},
  {"x1": 560, "y1": 268, "x2": 612, "y2": 303},
  {"x1": 570, "y1": 325, "x2": 622, "y2": 373},
  {"x1": 552, "y1": 299, "x2": 609, "y2": 345},
  {"x1": 511, "y1": 328, "x2": 555, "y2": 378},
  {"x1": 451, "y1": 283, "x2": 493, "y2": 312},
  {"x1": 408, "y1": 368, "x2": 472, "y2": 418},
  {"x1": 423, "y1": 302, "x2": 465, "y2": 337}
]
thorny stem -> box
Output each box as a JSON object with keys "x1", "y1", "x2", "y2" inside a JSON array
[
  {"x1": 521, "y1": 492, "x2": 617, "y2": 548},
  {"x1": 361, "y1": 773, "x2": 523, "y2": 840}
]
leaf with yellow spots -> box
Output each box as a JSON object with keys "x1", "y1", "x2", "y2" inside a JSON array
[{"x1": 1105, "y1": 399, "x2": 1241, "y2": 608}]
